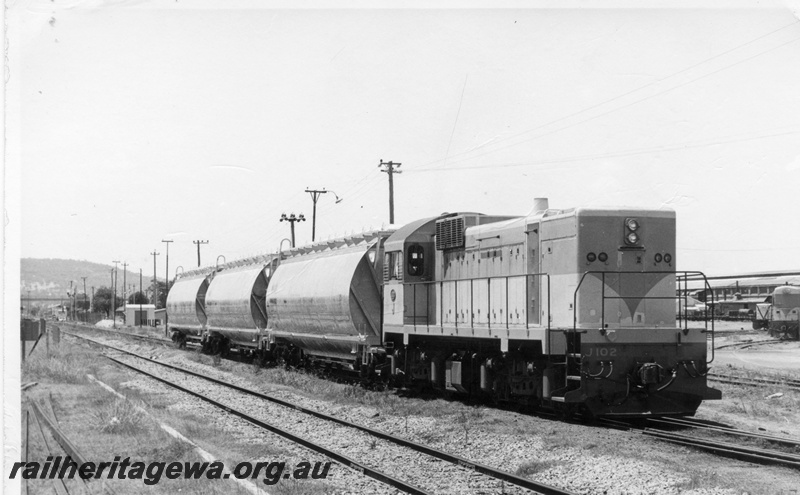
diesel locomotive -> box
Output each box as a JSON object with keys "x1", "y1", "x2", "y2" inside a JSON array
[
  {"x1": 765, "y1": 285, "x2": 800, "y2": 339},
  {"x1": 167, "y1": 198, "x2": 720, "y2": 417}
]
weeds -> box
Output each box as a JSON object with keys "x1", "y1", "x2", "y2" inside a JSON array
[
  {"x1": 90, "y1": 397, "x2": 148, "y2": 434},
  {"x1": 23, "y1": 348, "x2": 93, "y2": 384},
  {"x1": 515, "y1": 460, "x2": 556, "y2": 477},
  {"x1": 679, "y1": 468, "x2": 720, "y2": 490},
  {"x1": 455, "y1": 407, "x2": 485, "y2": 444}
]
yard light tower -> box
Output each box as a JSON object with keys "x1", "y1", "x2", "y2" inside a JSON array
[{"x1": 280, "y1": 213, "x2": 305, "y2": 248}]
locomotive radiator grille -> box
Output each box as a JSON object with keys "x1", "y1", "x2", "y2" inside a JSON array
[{"x1": 435, "y1": 217, "x2": 465, "y2": 250}]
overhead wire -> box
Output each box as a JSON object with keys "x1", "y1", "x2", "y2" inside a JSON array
[
  {"x1": 414, "y1": 35, "x2": 800, "y2": 172},
  {"x1": 405, "y1": 19, "x2": 800, "y2": 173},
  {"x1": 186, "y1": 19, "x2": 800, "y2": 265},
  {"x1": 411, "y1": 126, "x2": 800, "y2": 172}
]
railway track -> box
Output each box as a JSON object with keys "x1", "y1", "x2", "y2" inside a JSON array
[
  {"x1": 63, "y1": 329, "x2": 575, "y2": 495},
  {"x1": 600, "y1": 416, "x2": 800, "y2": 470},
  {"x1": 714, "y1": 339, "x2": 782, "y2": 350},
  {"x1": 65, "y1": 324, "x2": 800, "y2": 474},
  {"x1": 66, "y1": 324, "x2": 174, "y2": 345},
  {"x1": 707, "y1": 371, "x2": 800, "y2": 391}
]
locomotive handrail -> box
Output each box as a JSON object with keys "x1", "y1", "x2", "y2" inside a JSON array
[
  {"x1": 403, "y1": 274, "x2": 551, "y2": 341},
  {"x1": 571, "y1": 270, "x2": 715, "y2": 362}
]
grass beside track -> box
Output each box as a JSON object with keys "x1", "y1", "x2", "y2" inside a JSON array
[{"x1": 22, "y1": 334, "x2": 340, "y2": 494}]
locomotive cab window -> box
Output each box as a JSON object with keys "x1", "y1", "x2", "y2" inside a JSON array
[
  {"x1": 407, "y1": 244, "x2": 425, "y2": 276},
  {"x1": 385, "y1": 251, "x2": 403, "y2": 281}
]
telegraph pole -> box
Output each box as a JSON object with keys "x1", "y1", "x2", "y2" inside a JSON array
[
  {"x1": 305, "y1": 188, "x2": 342, "y2": 242},
  {"x1": 151, "y1": 250, "x2": 160, "y2": 314},
  {"x1": 81, "y1": 276, "x2": 87, "y2": 320},
  {"x1": 379, "y1": 160, "x2": 402, "y2": 224},
  {"x1": 193, "y1": 240, "x2": 209, "y2": 267},
  {"x1": 280, "y1": 213, "x2": 305, "y2": 247},
  {"x1": 139, "y1": 269, "x2": 143, "y2": 327},
  {"x1": 162, "y1": 239, "x2": 173, "y2": 334},
  {"x1": 91, "y1": 286, "x2": 95, "y2": 313},
  {"x1": 112, "y1": 260, "x2": 120, "y2": 328},
  {"x1": 121, "y1": 262, "x2": 128, "y2": 308}
]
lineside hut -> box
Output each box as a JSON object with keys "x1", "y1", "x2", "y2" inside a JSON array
[{"x1": 119, "y1": 304, "x2": 156, "y2": 326}]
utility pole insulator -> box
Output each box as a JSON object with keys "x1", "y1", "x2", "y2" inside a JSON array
[{"x1": 379, "y1": 160, "x2": 402, "y2": 224}]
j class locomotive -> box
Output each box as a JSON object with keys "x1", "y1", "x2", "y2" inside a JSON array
[
  {"x1": 752, "y1": 286, "x2": 800, "y2": 339},
  {"x1": 167, "y1": 198, "x2": 721, "y2": 417}
]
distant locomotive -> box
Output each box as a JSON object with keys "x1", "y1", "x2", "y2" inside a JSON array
[
  {"x1": 762, "y1": 286, "x2": 800, "y2": 339},
  {"x1": 167, "y1": 198, "x2": 720, "y2": 417}
]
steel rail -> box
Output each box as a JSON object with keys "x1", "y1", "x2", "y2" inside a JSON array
[
  {"x1": 714, "y1": 340, "x2": 782, "y2": 350},
  {"x1": 707, "y1": 372, "x2": 800, "y2": 390},
  {"x1": 641, "y1": 429, "x2": 800, "y2": 469},
  {"x1": 31, "y1": 401, "x2": 90, "y2": 467},
  {"x1": 65, "y1": 330, "x2": 575, "y2": 495},
  {"x1": 29, "y1": 404, "x2": 73, "y2": 495},
  {"x1": 102, "y1": 354, "x2": 430, "y2": 495},
  {"x1": 649, "y1": 417, "x2": 800, "y2": 449},
  {"x1": 58, "y1": 322, "x2": 172, "y2": 345}
]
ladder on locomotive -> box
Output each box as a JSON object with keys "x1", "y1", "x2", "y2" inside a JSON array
[{"x1": 550, "y1": 328, "x2": 583, "y2": 403}]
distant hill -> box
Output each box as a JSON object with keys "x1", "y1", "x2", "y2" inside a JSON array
[{"x1": 21, "y1": 258, "x2": 157, "y2": 298}]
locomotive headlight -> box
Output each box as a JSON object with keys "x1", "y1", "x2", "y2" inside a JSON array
[
  {"x1": 626, "y1": 232, "x2": 639, "y2": 244},
  {"x1": 598, "y1": 252, "x2": 608, "y2": 262},
  {"x1": 587, "y1": 252, "x2": 597, "y2": 262},
  {"x1": 654, "y1": 253, "x2": 663, "y2": 263},
  {"x1": 625, "y1": 218, "x2": 639, "y2": 231},
  {"x1": 664, "y1": 253, "x2": 672, "y2": 263}
]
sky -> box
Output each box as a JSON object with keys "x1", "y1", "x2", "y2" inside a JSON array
[{"x1": 6, "y1": 0, "x2": 800, "y2": 280}]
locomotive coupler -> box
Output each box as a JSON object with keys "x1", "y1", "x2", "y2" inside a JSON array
[{"x1": 635, "y1": 362, "x2": 664, "y2": 386}]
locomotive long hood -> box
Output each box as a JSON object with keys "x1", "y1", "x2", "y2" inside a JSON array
[{"x1": 266, "y1": 243, "x2": 382, "y2": 342}]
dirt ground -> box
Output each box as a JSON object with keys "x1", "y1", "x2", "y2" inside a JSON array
[{"x1": 696, "y1": 320, "x2": 800, "y2": 440}]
